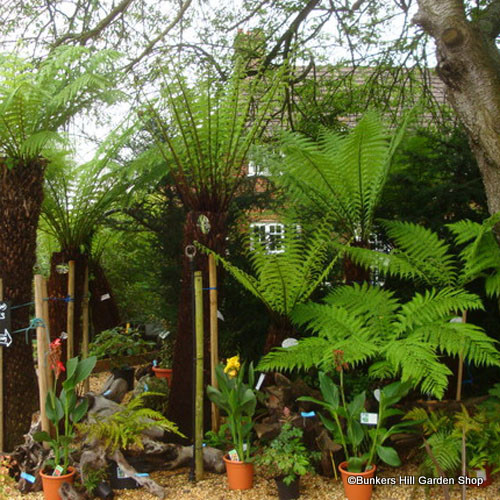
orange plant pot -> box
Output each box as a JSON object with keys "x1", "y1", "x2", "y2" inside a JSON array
[
  {"x1": 152, "y1": 367, "x2": 173, "y2": 386},
  {"x1": 223, "y1": 455, "x2": 254, "y2": 490},
  {"x1": 338, "y1": 462, "x2": 376, "y2": 500},
  {"x1": 40, "y1": 466, "x2": 76, "y2": 500}
]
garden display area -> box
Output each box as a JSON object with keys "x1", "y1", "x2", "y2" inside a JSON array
[{"x1": 2, "y1": 1, "x2": 500, "y2": 500}]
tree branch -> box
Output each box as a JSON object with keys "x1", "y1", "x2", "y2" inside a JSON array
[
  {"x1": 122, "y1": 0, "x2": 193, "y2": 73},
  {"x1": 52, "y1": 0, "x2": 134, "y2": 47}
]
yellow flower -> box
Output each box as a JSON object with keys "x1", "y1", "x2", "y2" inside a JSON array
[{"x1": 224, "y1": 355, "x2": 241, "y2": 377}]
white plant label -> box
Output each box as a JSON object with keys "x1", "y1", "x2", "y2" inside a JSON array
[
  {"x1": 360, "y1": 412, "x2": 378, "y2": 425},
  {"x1": 255, "y1": 373, "x2": 266, "y2": 391},
  {"x1": 281, "y1": 337, "x2": 298, "y2": 348},
  {"x1": 373, "y1": 389, "x2": 381, "y2": 402},
  {"x1": 100, "y1": 293, "x2": 111, "y2": 301},
  {"x1": 475, "y1": 469, "x2": 487, "y2": 480}
]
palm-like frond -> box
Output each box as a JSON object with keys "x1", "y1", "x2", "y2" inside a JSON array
[
  {"x1": 260, "y1": 283, "x2": 500, "y2": 399},
  {"x1": 138, "y1": 60, "x2": 285, "y2": 209},
  {"x1": 0, "y1": 46, "x2": 121, "y2": 161},
  {"x1": 274, "y1": 112, "x2": 407, "y2": 242},
  {"x1": 198, "y1": 221, "x2": 339, "y2": 319},
  {"x1": 41, "y1": 159, "x2": 129, "y2": 252}
]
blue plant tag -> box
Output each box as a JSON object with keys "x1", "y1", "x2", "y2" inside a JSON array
[
  {"x1": 135, "y1": 473, "x2": 149, "y2": 477},
  {"x1": 20, "y1": 472, "x2": 36, "y2": 484},
  {"x1": 153, "y1": 359, "x2": 158, "y2": 367},
  {"x1": 144, "y1": 383, "x2": 149, "y2": 392},
  {"x1": 103, "y1": 389, "x2": 112, "y2": 396},
  {"x1": 301, "y1": 411, "x2": 316, "y2": 418}
]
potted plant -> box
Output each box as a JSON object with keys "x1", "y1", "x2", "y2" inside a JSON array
[
  {"x1": 35, "y1": 339, "x2": 97, "y2": 500},
  {"x1": 256, "y1": 417, "x2": 319, "y2": 500},
  {"x1": 152, "y1": 341, "x2": 173, "y2": 385},
  {"x1": 454, "y1": 405, "x2": 500, "y2": 487},
  {"x1": 207, "y1": 355, "x2": 257, "y2": 490},
  {"x1": 299, "y1": 351, "x2": 414, "y2": 500}
]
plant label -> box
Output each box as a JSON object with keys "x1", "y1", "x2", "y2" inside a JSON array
[
  {"x1": 281, "y1": 337, "x2": 298, "y2": 348},
  {"x1": 100, "y1": 293, "x2": 111, "y2": 301},
  {"x1": 0, "y1": 302, "x2": 12, "y2": 348},
  {"x1": 475, "y1": 469, "x2": 487, "y2": 480},
  {"x1": 228, "y1": 449, "x2": 240, "y2": 461},
  {"x1": 360, "y1": 412, "x2": 378, "y2": 425},
  {"x1": 373, "y1": 389, "x2": 381, "y2": 402},
  {"x1": 255, "y1": 373, "x2": 266, "y2": 390},
  {"x1": 20, "y1": 472, "x2": 36, "y2": 484},
  {"x1": 53, "y1": 465, "x2": 64, "y2": 476}
]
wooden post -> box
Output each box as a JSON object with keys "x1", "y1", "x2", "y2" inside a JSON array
[
  {"x1": 66, "y1": 260, "x2": 75, "y2": 360},
  {"x1": 82, "y1": 265, "x2": 90, "y2": 393},
  {"x1": 0, "y1": 278, "x2": 3, "y2": 452},
  {"x1": 41, "y1": 278, "x2": 53, "y2": 388},
  {"x1": 194, "y1": 271, "x2": 204, "y2": 481},
  {"x1": 208, "y1": 255, "x2": 220, "y2": 432},
  {"x1": 35, "y1": 275, "x2": 51, "y2": 437},
  {"x1": 456, "y1": 311, "x2": 467, "y2": 401}
]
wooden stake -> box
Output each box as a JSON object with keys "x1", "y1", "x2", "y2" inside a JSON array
[
  {"x1": 82, "y1": 265, "x2": 90, "y2": 393},
  {"x1": 208, "y1": 254, "x2": 220, "y2": 432},
  {"x1": 456, "y1": 310, "x2": 468, "y2": 401},
  {"x1": 41, "y1": 278, "x2": 53, "y2": 389},
  {"x1": 35, "y1": 275, "x2": 51, "y2": 437},
  {"x1": 66, "y1": 260, "x2": 75, "y2": 360},
  {"x1": 0, "y1": 278, "x2": 4, "y2": 452},
  {"x1": 194, "y1": 271, "x2": 204, "y2": 481}
]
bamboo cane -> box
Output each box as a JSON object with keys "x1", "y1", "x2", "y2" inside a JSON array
[
  {"x1": 41, "y1": 278, "x2": 53, "y2": 388},
  {"x1": 0, "y1": 278, "x2": 3, "y2": 452},
  {"x1": 66, "y1": 260, "x2": 75, "y2": 360},
  {"x1": 35, "y1": 275, "x2": 50, "y2": 438},
  {"x1": 208, "y1": 254, "x2": 220, "y2": 432},
  {"x1": 194, "y1": 271, "x2": 204, "y2": 481},
  {"x1": 456, "y1": 311, "x2": 467, "y2": 401},
  {"x1": 82, "y1": 265, "x2": 90, "y2": 392}
]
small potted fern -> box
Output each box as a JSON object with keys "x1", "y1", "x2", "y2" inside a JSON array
[
  {"x1": 78, "y1": 394, "x2": 184, "y2": 489},
  {"x1": 256, "y1": 416, "x2": 319, "y2": 500}
]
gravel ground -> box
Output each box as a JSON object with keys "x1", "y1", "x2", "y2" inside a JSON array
[
  {"x1": 6, "y1": 373, "x2": 500, "y2": 499},
  {"x1": 8, "y1": 464, "x2": 500, "y2": 500}
]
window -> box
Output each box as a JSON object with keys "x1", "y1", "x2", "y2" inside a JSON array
[
  {"x1": 250, "y1": 222, "x2": 285, "y2": 253},
  {"x1": 247, "y1": 161, "x2": 270, "y2": 177}
]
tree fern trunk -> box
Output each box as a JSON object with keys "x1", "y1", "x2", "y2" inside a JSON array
[
  {"x1": 0, "y1": 159, "x2": 44, "y2": 449},
  {"x1": 47, "y1": 250, "x2": 86, "y2": 356},
  {"x1": 89, "y1": 260, "x2": 121, "y2": 334},
  {"x1": 343, "y1": 240, "x2": 371, "y2": 284},
  {"x1": 167, "y1": 210, "x2": 227, "y2": 440},
  {"x1": 264, "y1": 316, "x2": 295, "y2": 353}
]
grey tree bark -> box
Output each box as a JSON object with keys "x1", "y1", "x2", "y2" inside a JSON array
[{"x1": 414, "y1": 0, "x2": 500, "y2": 217}]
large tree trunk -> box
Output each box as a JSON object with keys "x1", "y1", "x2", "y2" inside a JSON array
[
  {"x1": 89, "y1": 260, "x2": 121, "y2": 335},
  {"x1": 167, "y1": 210, "x2": 227, "y2": 440},
  {"x1": 414, "y1": 1, "x2": 500, "y2": 217},
  {"x1": 47, "y1": 250, "x2": 86, "y2": 356},
  {"x1": 0, "y1": 159, "x2": 44, "y2": 449}
]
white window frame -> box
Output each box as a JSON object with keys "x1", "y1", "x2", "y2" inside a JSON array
[{"x1": 250, "y1": 222, "x2": 285, "y2": 254}]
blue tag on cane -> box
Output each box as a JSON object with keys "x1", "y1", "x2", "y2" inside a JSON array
[
  {"x1": 21, "y1": 472, "x2": 36, "y2": 484},
  {"x1": 301, "y1": 411, "x2": 316, "y2": 418}
]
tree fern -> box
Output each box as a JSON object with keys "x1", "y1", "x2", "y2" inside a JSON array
[
  {"x1": 259, "y1": 283, "x2": 500, "y2": 399},
  {"x1": 0, "y1": 46, "x2": 121, "y2": 161},
  {"x1": 273, "y1": 112, "x2": 408, "y2": 244},
  {"x1": 198, "y1": 220, "x2": 340, "y2": 320}
]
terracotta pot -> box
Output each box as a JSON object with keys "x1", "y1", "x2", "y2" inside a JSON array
[
  {"x1": 275, "y1": 476, "x2": 300, "y2": 499},
  {"x1": 223, "y1": 455, "x2": 254, "y2": 490},
  {"x1": 152, "y1": 367, "x2": 173, "y2": 386},
  {"x1": 469, "y1": 465, "x2": 493, "y2": 487},
  {"x1": 40, "y1": 466, "x2": 76, "y2": 500},
  {"x1": 338, "y1": 461, "x2": 376, "y2": 500}
]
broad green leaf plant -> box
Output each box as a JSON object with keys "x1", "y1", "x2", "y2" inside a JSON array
[
  {"x1": 35, "y1": 339, "x2": 97, "y2": 474},
  {"x1": 299, "y1": 362, "x2": 415, "y2": 473},
  {"x1": 207, "y1": 356, "x2": 257, "y2": 462}
]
